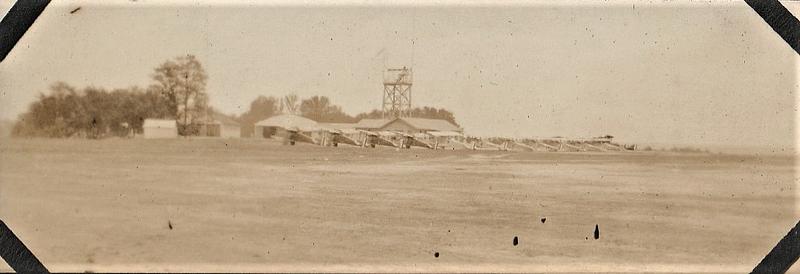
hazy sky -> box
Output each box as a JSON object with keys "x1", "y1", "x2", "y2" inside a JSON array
[{"x1": 0, "y1": 1, "x2": 797, "y2": 150}]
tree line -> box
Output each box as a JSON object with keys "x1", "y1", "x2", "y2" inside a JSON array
[
  {"x1": 13, "y1": 55, "x2": 208, "y2": 138},
  {"x1": 12, "y1": 83, "x2": 171, "y2": 138},
  {"x1": 12, "y1": 54, "x2": 460, "y2": 138}
]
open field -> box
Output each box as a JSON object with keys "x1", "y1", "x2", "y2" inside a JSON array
[{"x1": 0, "y1": 138, "x2": 796, "y2": 272}]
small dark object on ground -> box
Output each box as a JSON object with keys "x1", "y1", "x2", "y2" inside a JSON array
[{"x1": 594, "y1": 224, "x2": 599, "y2": 239}]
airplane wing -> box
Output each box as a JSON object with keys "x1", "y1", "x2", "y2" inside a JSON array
[
  {"x1": 291, "y1": 131, "x2": 317, "y2": 145},
  {"x1": 406, "y1": 137, "x2": 433, "y2": 149},
  {"x1": 332, "y1": 134, "x2": 359, "y2": 146},
  {"x1": 372, "y1": 136, "x2": 398, "y2": 147}
]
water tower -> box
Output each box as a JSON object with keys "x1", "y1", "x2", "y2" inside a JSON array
[{"x1": 382, "y1": 67, "x2": 413, "y2": 119}]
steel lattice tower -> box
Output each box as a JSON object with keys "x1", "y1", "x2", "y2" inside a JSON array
[{"x1": 382, "y1": 67, "x2": 413, "y2": 119}]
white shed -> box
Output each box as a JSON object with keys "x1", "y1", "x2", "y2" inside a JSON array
[{"x1": 143, "y1": 119, "x2": 177, "y2": 139}]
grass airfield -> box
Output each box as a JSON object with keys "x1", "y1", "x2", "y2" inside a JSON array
[{"x1": 0, "y1": 138, "x2": 796, "y2": 272}]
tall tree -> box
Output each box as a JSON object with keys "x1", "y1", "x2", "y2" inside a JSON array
[
  {"x1": 279, "y1": 94, "x2": 301, "y2": 115},
  {"x1": 150, "y1": 54, "x2": 209, "y2": 135},
  {"x1": 299, "y1": 95, "x2": 331, "y2": 122}
]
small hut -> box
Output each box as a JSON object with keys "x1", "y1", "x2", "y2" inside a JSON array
[
  {"x1": 143, "y1": 119, "x2": 178, "y2": 139},
  {"x1": 196, "y1": 113, "x2": 241, "y2": 138}
]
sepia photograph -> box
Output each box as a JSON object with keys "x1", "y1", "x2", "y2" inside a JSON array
[{"x1": 0, "y1": 0, "x2": 798, "y2": 272}]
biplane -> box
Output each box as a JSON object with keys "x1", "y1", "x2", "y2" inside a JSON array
[
  {"x1": 360, "y1": 130, "x2": 398, "y2": 148},
  {"x1": 398, "y1": 133, "x2": 434, "y2": 149},
  {"x1": 325, "y1": 129, "x2": 361, "y2": 147},
  {"x1": 284, "y1": 127, "x2": 317, "y2": 146}
]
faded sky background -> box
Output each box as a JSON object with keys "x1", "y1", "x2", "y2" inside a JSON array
[{"x1": 0, "y1": 1, "x2": 797, "y2": 152}]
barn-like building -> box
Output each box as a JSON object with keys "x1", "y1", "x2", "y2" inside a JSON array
[{"x1": 354, "y1": 117, "x2": 462, "y2": 136}]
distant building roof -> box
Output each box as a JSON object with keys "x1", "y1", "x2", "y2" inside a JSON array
[
  {"x1": 143, "y1": 119, "x2": 177, "y2": 128},
  {"x1": 355, "y1": 119, "x2": 390, "y2": 129},
  {"x1": 255, "y1": 114, "x2": 320, "y2": 131},
  {"x1": 391, "y1": 117, "x2": 461, "y2": 132},
  {"x1": 355, "y1": 117, "x2": 462, "y2": 132},
  {"x1": 211, "y1": 113, "x2": 240, "y2": 126}
]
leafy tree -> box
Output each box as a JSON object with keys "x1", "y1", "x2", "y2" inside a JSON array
[
  {"x1": 15, "y1": 82, "x2": 88, "y2": 138},
  {"x1": 83, "y1": 86, "x2": 114, "y2": 138},
  {"x1": 299, "y1": 95, "x2": 356, "y2": 123},
  {"x1": 11, "y1": 84, "x2": 175, "y2": 138},
  {"x1": 141, "y1": 86, "x2": 173, "y2": 121},
  {"x1": 150, "y1": 54, "x2": 209, "y2": 135}
]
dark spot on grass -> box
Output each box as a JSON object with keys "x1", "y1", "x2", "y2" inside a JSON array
[{"x1": 594, "y1": 224, "x2": 600, "y2": 239}]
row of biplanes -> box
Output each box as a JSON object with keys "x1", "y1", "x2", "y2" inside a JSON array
[
  {"x1": 283, "y1": 127, "x2": 441, "y2": 149},
  {"x1": 282, "y1": 127, "x2": 634, "y2": 152},
  {"x1": 470, "y1": 138, "x2": 636, "y2": 152}
]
